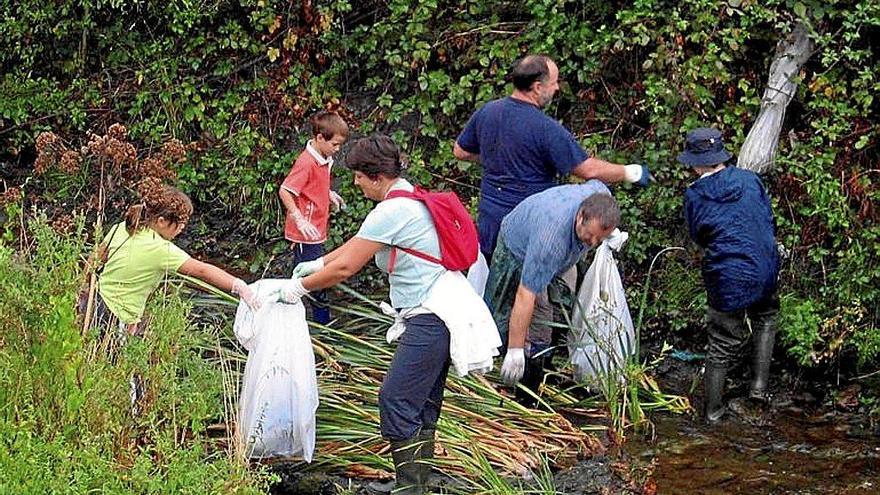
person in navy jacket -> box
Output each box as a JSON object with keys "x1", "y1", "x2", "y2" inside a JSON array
[{"x1": 680, "y1": 127, "x2": 780, "y2": 423}]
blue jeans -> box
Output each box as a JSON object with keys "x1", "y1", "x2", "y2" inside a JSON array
[
  {"x1": 293, "y1": 242, "x2": 329, "y2": 324},
  {"x1": 379, "y1": 313, "x2": 451, "y2": 440}
]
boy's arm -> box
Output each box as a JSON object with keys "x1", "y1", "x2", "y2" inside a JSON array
[
  {"x1": 279, "y1": 187, "x2": 302, "y2": 216},
  {"x1": 279, "y1": 187, "x2": 320, "y2": 240}
]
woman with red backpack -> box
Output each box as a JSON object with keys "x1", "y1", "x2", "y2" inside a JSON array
[{"x1": 271, "y1": 134, "x2": 497, "y2": 495}]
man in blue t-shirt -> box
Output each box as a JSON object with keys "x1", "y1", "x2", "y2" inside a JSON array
[{"x1": 454, "y1": 54, "x2": 651, "y2": 259}]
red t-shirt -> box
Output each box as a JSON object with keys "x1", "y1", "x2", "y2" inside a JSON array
[{"x1": 281, "y1": 144, "x2": 331, "y2": 243}]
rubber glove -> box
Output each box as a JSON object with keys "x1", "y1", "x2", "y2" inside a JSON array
[
  {"x1": 275, "y1": 277, "x2": 310, "y2": 305},
  {"x1": 288, "y1": 210, "x2": 320, "y2": 240},
  {"x1": 292, "y1": 257, "x2": 324, "y2": 278},
  {"x1": 500, "y1": 348, "x2": 526, "y2": 386},
  {"x1": 605, "y1": 228, "x2": 629, "y2": 252},
  {"x1": 231, "y1": 278, "x2": 262, "y2": 312},
  {"x1": 623, "y1": 164, "x2": 653, "y2": 187},
  {"x1": 329, "y1": 190, "x2": 346, "y2": 211}
]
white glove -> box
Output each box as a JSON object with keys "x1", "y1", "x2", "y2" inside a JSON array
[
  {"x1": 623, "y1": 164, "x2": 652, "y2": 186},
  {"x1": 231, "y1": 278, "x2": 261, "y2": 312},
  {"x1": 277, "y1": 277, "x2": 310, "y2": 305},
  {"x1": 605, "y1": 228, "x2": 629, "y2": 252},
  {"x1": 290, "y1": 210, "x2": 321, "y2": 240},
  {"x1": 329, "y1": 190, "x2": 346, "y2": 211},
  {"x1": 500, "y1": 348, "x2": 526, "y2": 386},
  {"x1": 292, "y1": 257, "x2": 324, "y2": 278}
]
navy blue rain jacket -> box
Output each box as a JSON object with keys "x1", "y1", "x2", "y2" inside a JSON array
[{"x1": 684, "y1": 166, "x2": 779, "y2": 312}]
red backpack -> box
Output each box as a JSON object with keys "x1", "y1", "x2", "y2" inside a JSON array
[{"x1": 384, "y1": 186, "x2": 479, "y2": 272}]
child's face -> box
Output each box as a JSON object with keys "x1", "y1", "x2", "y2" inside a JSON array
[
  {"x1": 315, "y1": 133, "x2": 347, "y2": 159},
  {"x1": 154, "y1": 217, "x2": 186, "y2": 241}
]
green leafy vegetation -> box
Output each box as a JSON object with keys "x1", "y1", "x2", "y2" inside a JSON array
[
  {"x1": 0, "y1": 219, "x2": 269, "y2": 494},
  {"x1": 3, "y1": 1, "x2": 877, "y2": 366}
]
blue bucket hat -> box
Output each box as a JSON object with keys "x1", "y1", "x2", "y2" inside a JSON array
[{"x1": 677, "y1": 128, "x2": 733, "y2": 167}]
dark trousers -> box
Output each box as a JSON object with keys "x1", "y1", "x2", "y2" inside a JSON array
[
  {"x1": 706, "y1": 292, "x2": 779, "y2": 369},
  {"x1": 293, "y1": 242, "x2": 329, "y2": 322},
  {"x1": 379, "y1": 314, "x2": 451, "y2": 441}
]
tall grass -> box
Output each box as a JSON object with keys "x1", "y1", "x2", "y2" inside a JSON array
[
  {"x1": 191, "y1": 282, "x2": 602, "y2": 490},
  {"x1": 563, "y1": 246, "x2": 692, "y2": 438},
  {"x1": 0, "y1": 217, "x2": 268, "y2": 493}
]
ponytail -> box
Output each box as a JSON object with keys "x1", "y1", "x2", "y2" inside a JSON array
[{"x1": 124, "y1": 203, "x2": 147, "y2": 235}]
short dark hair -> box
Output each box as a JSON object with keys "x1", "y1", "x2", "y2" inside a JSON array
[
  {"x1": 577, "y1": 193, "x2": 620, "y2": 230},
  {"x1": 310, "y1": 111, "x2": 349, "y2": 141},
  {"x1": 345, "y1": 134, "x2": 403, "y2": 180},
  {"x1": 510, "y1": 55, "x2": 553, "y2": 91}
]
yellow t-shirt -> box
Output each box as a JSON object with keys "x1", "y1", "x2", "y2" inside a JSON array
[{"x1": 97, "y1": 223, "x2": 191, "y2": 324}]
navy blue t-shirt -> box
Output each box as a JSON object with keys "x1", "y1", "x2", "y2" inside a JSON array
[{"x1": 457, "y1": 97, "x2": 589, "y2": 256}]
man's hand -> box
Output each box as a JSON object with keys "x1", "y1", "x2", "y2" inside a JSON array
[
  {"x1": 291, "y1": 211, "x2": 321, "y2": 240},
  {"x1": 292, "y1": 258, "x2": 324, "y2": 278},
  {"x1": 231, "y1": 278, "x2": 262, "y2": 312},
  {"x1": 329, "y1": 191, "x2": 346, "y2": 211},
  {"x1": 500, "y1": 348, "x2": 526, "y2": 385},
  {"x1": 624, "y1": 164, "x2": 653, "y2": 187}
]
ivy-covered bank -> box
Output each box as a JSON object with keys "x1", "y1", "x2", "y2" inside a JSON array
[{"x1": 2, "y1": 1, "x2": 878, "y2": 369}]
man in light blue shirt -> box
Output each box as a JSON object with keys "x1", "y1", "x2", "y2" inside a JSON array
[{"x1": 484, "y1": 181, "x2": 621, "y2": 403}]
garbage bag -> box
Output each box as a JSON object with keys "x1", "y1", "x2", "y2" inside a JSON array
[
  {"x1": 569, "y1": 230, "x2": 635, "y2": 383},
  {"x1": 234, "y1": 279, "x2": 318, "y2": 461},
  {"x1": 466, "y1": 250, "x2": 489, "y2": 297}
]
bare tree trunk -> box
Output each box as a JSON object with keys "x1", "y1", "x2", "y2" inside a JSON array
[{"x1": 738, "y1": 22, "x2": 815, "y2": 174}]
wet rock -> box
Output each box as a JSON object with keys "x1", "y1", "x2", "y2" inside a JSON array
[{"x1": 267, "y1": 464, "x2": 340, "y2": 495}]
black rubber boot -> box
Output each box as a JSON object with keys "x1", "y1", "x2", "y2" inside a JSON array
[
  {"x1": 749, "y1": 316, "x2": 777, "y2": 401},
  {"x1": 366, "y1": 437, "x2": 424, "y2": 495},
  {"x1": 515, "y1": 355, "x2": 548, "y2": 408},
  {"x1": 704, "y1": 364, "x2": 728, "y2": 423},
  {"x1": 416, "y1": 428, "x2": 435, "y2": 489}
]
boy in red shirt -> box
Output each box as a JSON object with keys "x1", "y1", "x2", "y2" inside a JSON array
[{"x1": 279, "y1": 111, "x2": 349, "y2": 324}]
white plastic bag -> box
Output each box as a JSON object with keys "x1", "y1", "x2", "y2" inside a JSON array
[
  {"x1": 234, "y1": 279, "x2": 319, "y2": 461},
  {"x1": 569, "y1": 230, "x2": 635, "y2": 383},
  {"x1": 466, "y1": 250, "x2": 489, "y2": 297}
]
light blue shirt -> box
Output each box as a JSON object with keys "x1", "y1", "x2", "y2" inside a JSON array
[
  {"x1": 356, "y1": 179, "x2": 445, "y2": 309},
  {"x1": 499, "y1": 181, "x2": 611, "y2": 293}
]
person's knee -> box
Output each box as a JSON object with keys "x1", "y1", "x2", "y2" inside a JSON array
[{"x1": 379, "y1": 390, "x2": 415, "y2": 439}]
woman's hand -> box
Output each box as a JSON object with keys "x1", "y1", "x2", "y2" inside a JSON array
[
  {"x1": 266, "y1": 278, "x2": 310, "y2": 305},
  {"x1": 292, "y1": 258, "x2": 324, "y2": 278}
]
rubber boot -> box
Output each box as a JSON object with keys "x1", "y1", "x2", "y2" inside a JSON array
[
  {"x1": 704, "y1": 364, "x2": 727, "y2": 423},
  {"x1": 366, "y1": 437, "x2": 424, "y2": 495},
  {"x1": 417, "y1": 428, "x2": 435, "y2": 489},
  {"x1": 515, "y1": 355, "x2": 547, "y2": 408},
  {"x1": 749, "y1": 317, "x2": 777, "y2": 401}
]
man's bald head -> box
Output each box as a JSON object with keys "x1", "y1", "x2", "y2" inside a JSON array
[{"x1": 510, "y1": 55, "x2": 556, "y2": 91}]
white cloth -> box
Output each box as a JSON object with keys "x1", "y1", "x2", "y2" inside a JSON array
[
  {"x1": 234, "y1": 279, "x2": 319, "y2": 462},
  {"x1": 568, "y1": 229, "x2": 636, "y2": 383},
  {"x1": 466, "y1": 250, "x2": 490, "y2": 297},
  {"x1": 383, "y1": 270, "x2": 502, "y2": 377}
]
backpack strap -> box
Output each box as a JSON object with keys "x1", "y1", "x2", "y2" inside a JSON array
[
  {"x1": 95, "y1": 222, "x2": 127, "y2": 276},
  {"x1": 383, "y1": 188, "x2": 442, "y2": 273}
]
